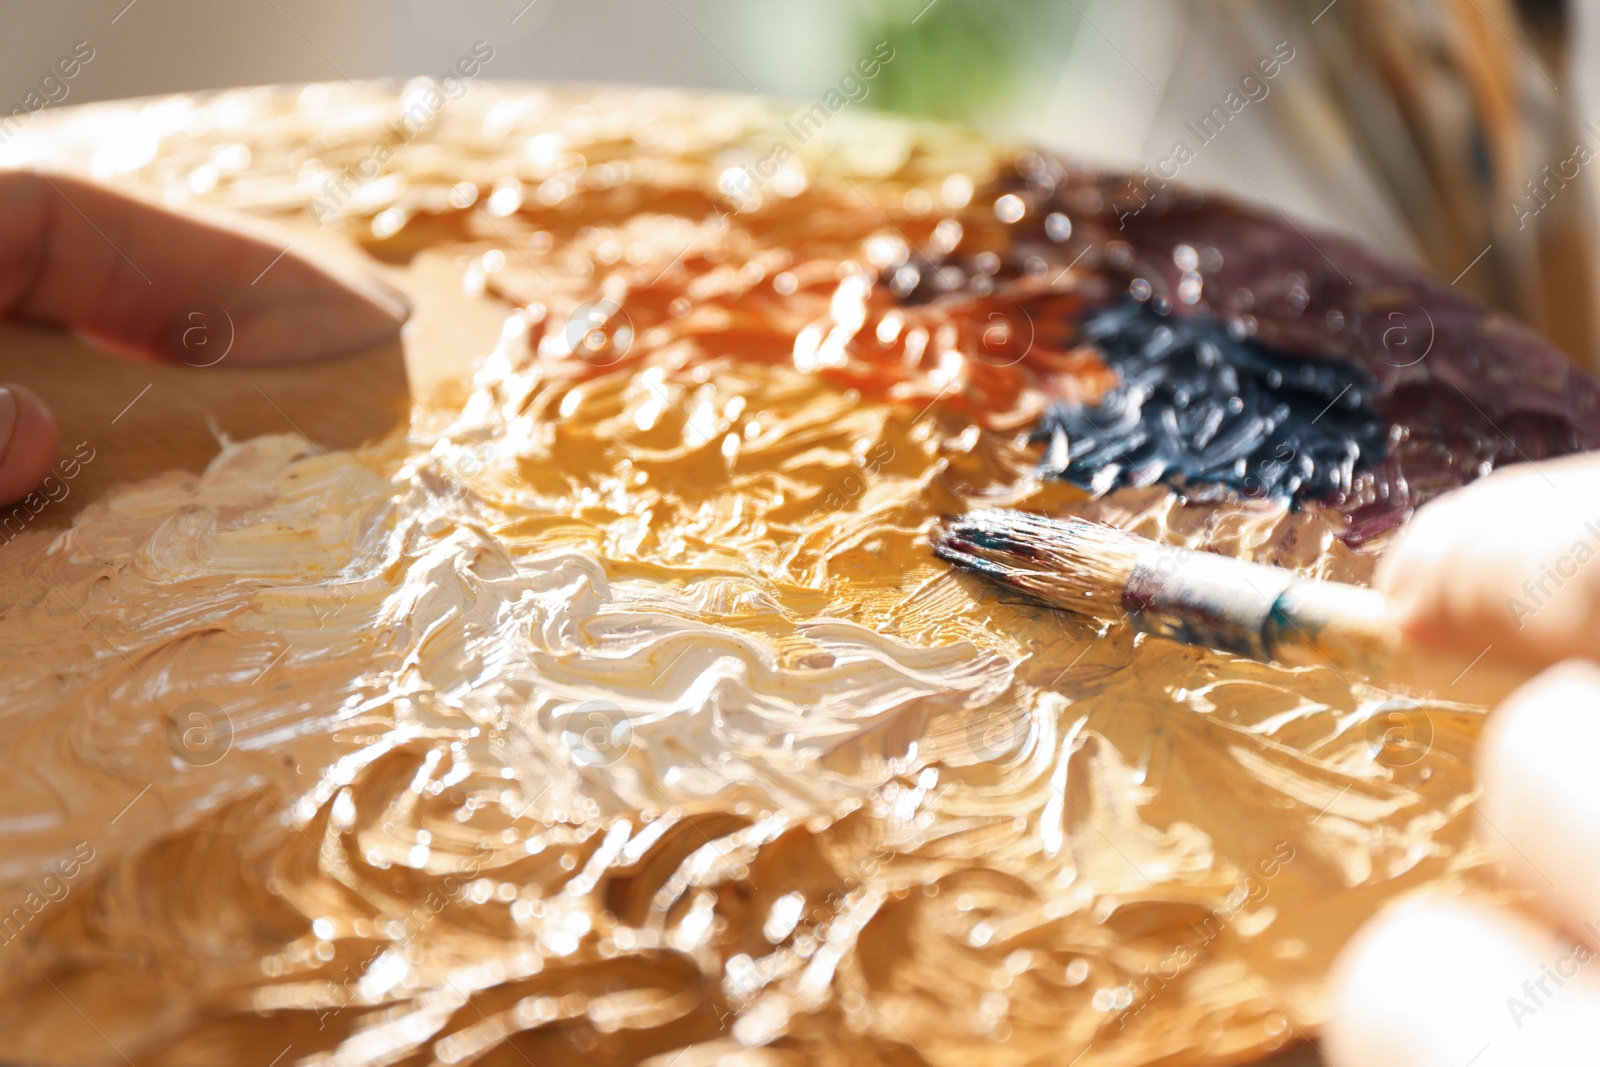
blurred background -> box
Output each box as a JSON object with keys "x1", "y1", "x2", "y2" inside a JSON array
[{"x1": 4, "y1": 0, "x2": 1599, "y2": 366}]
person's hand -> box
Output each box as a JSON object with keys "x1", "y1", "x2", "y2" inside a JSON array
[
  {"x1": 0, "y1": 169, "x2": 408, "y2": 503},
  {"x1": 1327, "y1": 452, "x2": 1600, "y2": 1065}
]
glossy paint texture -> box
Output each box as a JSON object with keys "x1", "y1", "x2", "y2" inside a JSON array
[{"x1": 0, "y1": 83, "x2": 1593, "y2": 1067}]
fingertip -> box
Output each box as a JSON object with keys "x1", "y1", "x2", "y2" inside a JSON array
[
  {"x1": 166, "y1": 260, "x2": 411, "y2": 367},
  {"x1": 1373, "y1": 490, "x2": 1485, "y2": 662},
  {"x1": 1480, "y1": 659, "x2": 1600, "y2": 928},
  {"x1": 362, "y1": 274, "x2": 413, "y2": 329},
  {"x1": 0, "y1": 383, "x2": 59, "y2": 505},
  {"x1": 1324, "y1": 897, "x2": 1459, "y2": 1067},
  {"x1": 308, "y1": 278, "x2": 410, "y2": 359},
  {"x1": 1372, "y1": 492, "x2": 1453, "y2": 623},
  {"x1": 1326, "y1": 896, "x2": 1600, "y2": 1067},
  {"x1": 226, "y1": 235, "x2": 411, "y2": 365},
  {"x1": 1373, "y1": 456, "x2": 1600, "y2": 669}
]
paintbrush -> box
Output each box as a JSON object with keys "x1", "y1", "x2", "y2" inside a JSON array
[{"x1": 932, "y1": 508, "x2": 1529, "y2": 706}]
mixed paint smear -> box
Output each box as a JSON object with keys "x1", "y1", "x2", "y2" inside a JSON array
[{"x1": 870, "y1": 151, "x2": 1600, "y2": 543}]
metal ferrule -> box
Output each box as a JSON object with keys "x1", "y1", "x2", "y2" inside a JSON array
[{"x1": 1120, "y1": 548, "x2": 1298, "y2": 661}]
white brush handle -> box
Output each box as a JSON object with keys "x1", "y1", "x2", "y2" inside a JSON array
[{"x1": 1269, "y1": 578, "x2": 1531, "y2": 708}]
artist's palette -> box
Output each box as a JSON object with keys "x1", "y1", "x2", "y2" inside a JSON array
[{"x1": 0, "y1": 83, "x2": 1595, "y2": 1067}]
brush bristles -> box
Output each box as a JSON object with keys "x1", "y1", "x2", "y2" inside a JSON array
[{"x1": 930, "y1": 510, "x2": 1144, "y2": 622}]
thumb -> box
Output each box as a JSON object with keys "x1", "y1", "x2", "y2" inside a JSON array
[
  {"x1": 1376, "y1": 453, "x2": 1600, "y2": 672},
  {"x1": 0, "y1": 383, "x2": 61, "y2": 506}
]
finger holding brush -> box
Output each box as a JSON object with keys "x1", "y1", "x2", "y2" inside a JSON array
[
  {"x1": 1326, "y1": 452, "x2": 1600, "y2": 1063},
  {"x1": 1376, "y1": 452, "x2": 1600, "y2": 673}
]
